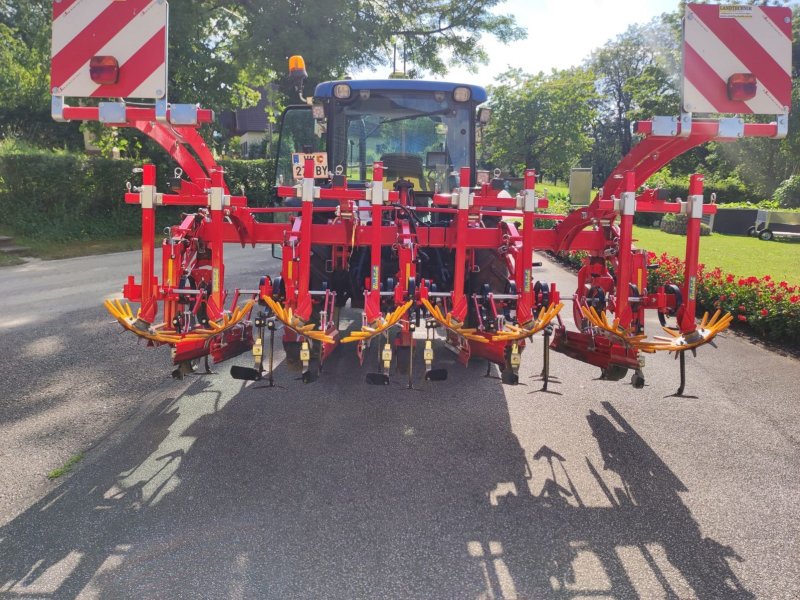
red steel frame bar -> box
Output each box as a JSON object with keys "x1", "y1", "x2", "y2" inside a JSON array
[
  {"x1": 680, "y1": 174, "x2": 705, "y2": 333},
  {"x1": 365, "y1": 162, "x2": 385, "y2": 322},
  {"x1": 297, "y1": 158, "x2": 315, "y2": 320},
  {"x1": 615, "y1": 171, "x2": 637, "y2": 328},
  {"x1": 207, "y1": 168, "x2": 226, "y2": 320},
  {"x1": 516, "y1": 169, "x2": 537, "y2": 324},
  {"x1": 61, "y1": 105, "x2": 214, "y2": 124},
  {"x1": 451, "y1": 167, "x2": 471, "y2": 322},
  {"x1": 139, "y1": 164, "x2": 157, "y2": 323}
]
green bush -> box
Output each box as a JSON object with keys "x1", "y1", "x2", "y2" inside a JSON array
[
  {"x1": 773, "y1": 175, "x2": 800, "y2": 209},
  {"x1": 535, "y1": 192, "x2": 569, "y2": 229},
  {"x1": 217, "y1": 158, "x2": 275, "y2": 207},
  {"x1": 648, "y1": 252, "x2": 800, "y2": 347},
  {"x1": 646, "y1": 172, "x2": 760, "y2": 204},
  {"x1": 0, "y1": 150, "x2": 276, "y2": 240},
  {"x1": 659, "y1": 213, "x2": 711, "y2": 236}
]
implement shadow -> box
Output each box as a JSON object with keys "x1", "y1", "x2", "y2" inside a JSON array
[
  {"x1": 0, "y1": 391, "x2": 182, "y2": 597},
  {"x1": 0, "y1": 347, "x2": 754, "y2": 599}
]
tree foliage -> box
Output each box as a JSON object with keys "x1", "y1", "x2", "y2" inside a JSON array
[
  {"x1": 481, "y1": 67, "x2": 598, "y2": 181},
  {"x1": 227, "y1": 0, "x2": 524, "y2": 87},
  {"x1": 0, "y1": 0, "x2": 524, "y2": 152}
]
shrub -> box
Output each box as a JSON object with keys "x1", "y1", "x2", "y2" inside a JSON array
[
  {"x1": 217, "y1": 158, "x2": 275, "y2": 207},
  {"x1": 535, "y1": 192, "x2": 570, "y2": 229},
  {"x1": 647, "y1": 252, "x2": 800, "y2": 347},
  {"x1": 773, "y1": 175, "x2": 800, "y2": 209},
  {"x1": 646, "y1": 172, "x2": 760, "y2": 204},
  {"x1": 659, "y1": 213, "x2": 711, "y2": 236}
]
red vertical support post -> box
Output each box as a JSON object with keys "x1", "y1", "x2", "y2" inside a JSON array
[
  {"x1": 296, "y1": 157, "x2": 315, "y2": 320},
  {"x1": 451, "y1": 167, "x2": 471, "y2": 322},
  {"x1": 139, "y1": 163, "x2": 157, "y2": 323},
  {"x1": 207, "y1": 167, "x2": 227, "y2": 320},
  {"x1": 516, "y1": 169, "x2": 537, "y2": 325},
  {"x1": 680, "y1": 173, "x2": 704, "y2": 333},
  {"x1": 615, "y1": 170, "x2": 636, "y2": 328},
  {"x1": 365, "y1": 162, "x2": 384, "y2": 322}
]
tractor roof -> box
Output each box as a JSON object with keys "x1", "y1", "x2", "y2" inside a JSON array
[{"x1": 314, "y1": 80, "x2": 488, "y2": 103}]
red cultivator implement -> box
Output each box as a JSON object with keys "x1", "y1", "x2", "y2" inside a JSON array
[{"x1": 50, "y1": 2, "x2": 791, "y2": 394}]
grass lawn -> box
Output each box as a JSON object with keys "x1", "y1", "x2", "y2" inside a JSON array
[
  {"x1": 0, "y1": 226, "x2": 141, "y2": 264},
  {"x1": 0, "y1": 252, "x2": 24, "y2": 266},
  {"x1": 633, "y1": 225, "x2": 800, "y2": 284},
  {"x1": 21, "y1": 236, "x2": 142, "y2": 260}
]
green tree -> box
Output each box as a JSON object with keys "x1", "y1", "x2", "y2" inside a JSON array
[
  {"x1": 589, "y1": 22, "x2": 675, "y2": 157},
  {"x1": 481, "y1": 67, "x2": 598, "y2": 181},
  {"x1": 227, "y1": 0, "x2": 525, "y2": 87}
]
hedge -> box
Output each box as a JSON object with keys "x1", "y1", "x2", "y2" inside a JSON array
[
  {"x1": 0, "y1": 151, "x2": 275, "y2": 241},
  {"x1": 659, "y1": 213, "x2": 711, "y2": 236},
  {"x1": 773, "y1": 175, "x2": 800, "y2": 209}
]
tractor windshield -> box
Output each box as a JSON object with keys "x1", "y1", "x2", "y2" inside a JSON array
[{"x1": 329, "y1": 91, "x2": 473, "y2": 192}]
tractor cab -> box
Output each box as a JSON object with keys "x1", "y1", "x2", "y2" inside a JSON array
[{"x1": 275, "y1": 79, "x2": 489, "y2": 201}]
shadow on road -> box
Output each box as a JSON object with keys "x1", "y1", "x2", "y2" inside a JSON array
[{"x1": 0, "y1": 350, "x2": 753, "y2": 599}]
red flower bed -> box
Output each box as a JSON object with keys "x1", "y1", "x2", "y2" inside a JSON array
[{"x1": 647, "y1": 252, "x2": 800, "y2": 347}]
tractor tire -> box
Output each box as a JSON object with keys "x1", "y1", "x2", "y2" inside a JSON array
[
  {"x1": 759, "y1": 229, "x2": 774, "y2": 241},
  {"x1": 746, "y1": 226, "x2": 756, "y2": 237}
]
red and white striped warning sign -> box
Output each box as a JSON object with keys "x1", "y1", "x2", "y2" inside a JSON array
[
  {"x1": 51, "y1": 0, "x2": 168, "y2": 99},
  {"x1": 682, "y1": 3, "x2": 792, "y2": 115}
]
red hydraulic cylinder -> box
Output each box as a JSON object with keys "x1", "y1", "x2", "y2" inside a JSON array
[
  {"x1": 451, "y1": 167, "x2": 471, "y2": 322},
  {"x1": 680, "y1": 174, "x2": 704, "y2": 333},
  {"x1": 139, "y1": 164, "x2": 157, "y2": 323},
  {"x1": 615, "y1": 171, "x2": 637, "y2": 328}
]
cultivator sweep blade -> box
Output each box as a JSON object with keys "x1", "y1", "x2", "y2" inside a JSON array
[
  {"x1": 341, "y1": 301, "x2": 413, "y2": 343},
  {"x1": 104, "y1": 298, "x2": 254, "y2": 345},
  {"x1": 262, "y1": 297, "x2": 335, "y2": 345}
]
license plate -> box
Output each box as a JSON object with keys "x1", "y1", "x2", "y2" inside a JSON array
[{"x1": 292, "y1": 152, "x2": 328, "y2": 179}]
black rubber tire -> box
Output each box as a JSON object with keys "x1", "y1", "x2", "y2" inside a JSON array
[
  {"x1": 759, "y1": 229, "x2": 774, "y2": 241},
  {"x1": 601, "y1": 365, "x2": 628, "y2": 381},
  {"x1": 746, "y1": 226, "x2": 756, "y2": 237}
]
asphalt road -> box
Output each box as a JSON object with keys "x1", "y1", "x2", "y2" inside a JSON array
[{"x1": 1, "y1": 247, "x2": 798, "y2": 599}]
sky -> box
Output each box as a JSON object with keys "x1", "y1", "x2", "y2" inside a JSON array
[{"x1": 353, "y1": 0, "x2": 681, "y2": 85}]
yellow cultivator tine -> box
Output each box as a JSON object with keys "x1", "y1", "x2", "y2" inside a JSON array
[
  {"x1": 579, "y1": 305, "x2": 652, "y2": 350},
  {"x1": 634, "y1": 310, "x2": 733, "y2": 353},
  {"x1": 493, "y1": 302, "x2": 564, "y2": 342},
  {"x1": 420, "y1": 298, "x2": 490, "y2": 344},
  {"x1": 104, "y1": 299, "x2": 255, "y2": 346},
  {"x1": 262, "y1": 296, "x2": 336, "y2": 344},
  {"x1": 340, "y1": 301, "x2": 413, "y2": 343}
]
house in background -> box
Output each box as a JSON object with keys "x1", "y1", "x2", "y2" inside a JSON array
[{"x1": 219, "y1": 87, "x2": 276, "y2": 159}]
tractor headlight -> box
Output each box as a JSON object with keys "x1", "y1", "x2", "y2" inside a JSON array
[
  {"x1": 333, "y1": 84, "x2": 352, "y2": 99},
  {"x1": 453, "y1": 86, "x2": 471, "y2": 102}
]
